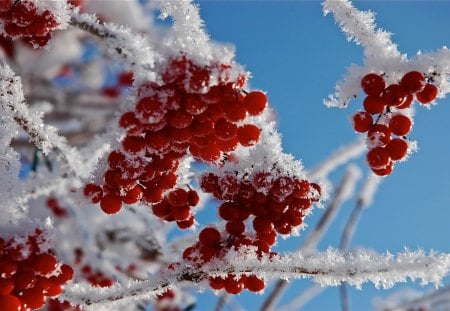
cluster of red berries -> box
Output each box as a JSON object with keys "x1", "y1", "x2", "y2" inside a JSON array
[
  {"x1": 0, "y1": 230, "x2": 74, "y2": 311},
  {"x1": 46, "y1": 198, "x2": 67, "y2": 217},
  {"x1": 352, "y1": 71, "x2": 439, "y2": 176},
  {"x1": 0, "y1": 0, "x2": 60, "y2": 48},
  {"x1": 84, "y1": 56, "x2": 267, "y2": 226},
  {"x1": 179, "y1": 171, "x2": 320, "y2": 294}
]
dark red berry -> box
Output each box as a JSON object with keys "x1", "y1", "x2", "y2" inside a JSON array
[
  {"x1": 244, "y1": 91, "x2": 267, "y2": 115},
  {"x1": 366, "y1": 147, "x2": 391, "y2": 169},
  {"x1": 352, "y1": 111, "x2": 373, "y2": 133},
  {"x1": 361, "y1": 73, "x2": 385, "y2": 96},
  {"x1": 385, "y1": 138, "x2": 408, "y2": 161},
  {"x1": 363, "y1": 96, "x2": 385, "y2": 114},
  {"x1": 389, "y1": 114, "x2": 412, "y2": 136},
  {"x1": 416, "y1": 83, "x2": 438, "y2": 104},
  {"x1": 400, "y1": 71, "x2": 425, "y2": 93}
]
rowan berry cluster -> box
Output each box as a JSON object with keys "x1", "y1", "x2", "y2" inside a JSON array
[
  {"x1": 180, "y1": 171, "x2": 321, "y2": 294},
  {"x1": 0, "y1": 0, "x2": 59, "y2": 48},
  {"x1": 84, "y1": 56, "x2": 267, "y2": 229},
  {"x1": 0, "y1": 230, "x2": 73, "y2": 311},
  {"x1": 352, "y1": 71, "x2": 439, "y2": 176}
]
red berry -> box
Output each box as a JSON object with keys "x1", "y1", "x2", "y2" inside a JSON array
[
  {"x1": 0, "y1": 278, "x2": 14, "y2": 295},
  {"x1": 219, "y1": 174, "x2": 240, "y2": 200},
  {"x1": 57, "y1": 264, "x2": 74, "y2": 283},
  {"x1": 100, "y1": 195, "x2": 122, "y2": 214},
  {"x1": 253, "y1": 217, "x2": 273, "y2": 233},
  {"x1": 167, "y1": 188, "x2": 188, "y2": 207},
  {"x1": 389, "y1": 114, "x2": 412, "y2": 136},
  {"x1": 199, "y1": 173, "x2": 218, "y2": 193},
  {"x1": 136, "y1": 97, "x2": 165, "y2": 123},
  {"x1": 183, "y1": 95, "x2": 207, "y2": 115},
  {"x1": 214, "y1": 118, "x2": 237, "y2": 141},
  {"x1": 21, "y1": 287, "x2": 45, "y2": 310},
  {"x1": 396, "y1": 93, "x2": 414, "y2": 109},
  {"x1": 118, "y1": 71, "x2": 134, "y2": 86},
  {"x1": 352, "y1": 111, "x2": 373, "y2": 133},
  {"x1": 209, "y1": 277, "x2": 225, "y2": 290},
  {"x1": 201, "y1": 142, "x2": 222, "y2": 162},
  {"x1": 13, "y1": 269, "x2": 36, "y2": 290},
  {"x1": 226, "y1": 221, "x2": 245, "y2": 235},
  {"x1": 177, "y1": 216, "x2": 195, "y2": 229},
  {"x1": 272, "y1": 176, "x2": 294, "y2": 199},
  {"x1": 366, "y1": 147, "x2": 391, "y2": 169},
  {"x1": 382, "y1": 84, "x2": 409, "y2": 107},
  {"x1": 145, "y1": 130, "x2": 171, "y2": 152},
  {"x1": 252, "y1": 172, "x2": 273, "y2": 193},
  {"x1": 83, "y1": 183, "x2": 103, "y2": 204},
  {"x1": 0, "y1": 258, "x2": 17, "y2": 278},
  {"x1": 224, "y1": 102, "x2": 247, "y2": 122},
  {"x1": 219, "y1": 202, "x2": 240, "y2": 221},
  {"x1": 216, "y1": 136, "x2": 239, "y2": 152},
  {"x1": 122, "y1": 185, "x2": 143, "y2": 204},
  {"x1": 224, "y1": 275, "x2": 244, "y2": 294},
  {"x1": 187, "y1": 190, "x2": 200, "y2": 206},
  {"x1": 237, "y1": 124, "x2": 260, "y2": 147},
  {"x1": 372, "y1": 161, "x2": 393, "y2": 176},
  {"x1": 363, "y1": 96, "x2": 385, "y2": 114},
  {"x1": 385, "y1": 138, "x2": 408, "y2": 161},
  {"x1": 171, "y1": 205, "x2": 191, "y2": 221},
  {"x1": 244, "y1": 91, "x2": 267, "y2": 115},
  {"x1": 199, "y1": 227, "x2": 221, "y2": 246},
  {"x1": 367, "y1": 124, "x2": 391, "y2": 147},
  {"x1": 361, "y1": 73, "x2": 385, "y2": 96},
  {"x1": 34, "y1": 253, "x2": 58, "y2": 275},
  {"x1": 122, "y1": 135, "x2": 146, "y2": 154},
  {"x1": 400, "y1": 71, "x2": 425, "y2": 93},
  {"x1": 191, "y1": 120, "x2": 214, "y2": 137},
  {"x1": 292, "y1": 179, "x2": 310, "y2": 199},
  {"x1": 244, "y1": 275, "x2": 265, "y2": 292},
  {"x1": 0, "y1": 295, "x2": 22, "y2": 311},
  {"x1": 11, "y1": 1, "x2": 37, "y2": 27},
  {"x1": 169, "y1": 126, "x2": 192, "y2": 143},
  {"x1": 119, "y1": 112, "x2": 142, "y2": 134},
  {"x1": 0, "y1": 0, "x2": 13, "y2": 13},
  {"x1": 167, "y1": 110, "x2": 193, "y2": 129},
  {"x1": 416, "y1": 83, "x2": 438, "y2": 104}
]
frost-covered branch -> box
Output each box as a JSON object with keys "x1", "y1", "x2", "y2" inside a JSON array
[{"x1": 62, "y1": 248, "x2": 450, "y2": 309}]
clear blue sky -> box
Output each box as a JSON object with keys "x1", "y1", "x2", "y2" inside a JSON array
[{"x1": 189, "y1": 1, "x2": 450, "y2": 310}]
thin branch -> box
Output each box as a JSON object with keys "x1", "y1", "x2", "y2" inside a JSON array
[
  {"x1": 61, "y1": 248, "x2": 450, "y2": 309},
  {"x1": 339, "y1": 173, "x2": 381, "y2": 311}
]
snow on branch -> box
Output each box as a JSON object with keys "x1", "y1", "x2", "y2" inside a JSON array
[
  {"x1": 69, "y1": 10, "x2": 158, "y2": 83},
  {"x1": 61, "y1": 248, "x2": 450, "y2": 309},
  {"x1": 0, "y1": 63, "x2": 89, "y2": 178},
  {"x1": 322, "y1": 0, "x2": 402, "y2": 62},
  {"x1": 323, "y1": 0, "x2": 450, "y2": 108}
]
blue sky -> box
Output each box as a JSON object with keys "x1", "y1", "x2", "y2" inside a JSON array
[{"x1": 189, "y1": 1, "x2": 450, "y2": 310}]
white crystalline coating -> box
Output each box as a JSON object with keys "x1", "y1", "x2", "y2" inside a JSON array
[
  {"x1": 322, "y1": 0, "x2": 450, "y2": 108},
  {"x1": 60, "y1": 248, "x2": 450, "y2": 308}
]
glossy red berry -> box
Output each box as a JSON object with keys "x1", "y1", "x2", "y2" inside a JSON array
[
  {"x1": 352, "y1": 111, "x2": 373, "y2": 133},
  {"x1": 100, "y1": 195, "x2": 122, "y2": 214},
  {"x1": 33, "y1": 253, "x2": 58, "y2": 275},
  {"x1": 0, "y1": 278, "x2": 14, "y2": 295},
  {"x1": 224, "y1": 275, "x2": 244, "y2": 294},
  {"x1": 416, "y1": 83, "x2": 438, "y2": 104},
  {"x1": 83, "y1": 183, "x2": 103, "y2": 204},
  {"x1": 199, "y1": 227, "x2": 221, "y2": 246},
  {"x1": 366, "y1": 147, "x2": 391, "y2": 169},
  {"x1": 244, "y1": 91, "x2": 267, "y2": 115},
  {"x1": 372, "y1": 161, "x2": 393, "y2": 176},
  {"x1": 0, "y1": 295, "x2": 22, "y2": 311},
  {"x1": 136, "y1": 97, "x2": 165, "y2": 122},
  {"x1": 400, "y1": 71, "x2": 425, "y2": 93},
  {"x1": 209, "y1": 277, "x2": 225, "y2": 290},
  {"x1": 244, "y1": 275, "x2": 265, "y2": 292},
  {"x1": 363, "y1": 96, "x2": 385, "y2": 114},
  {"x1": 389, "y1": 114, "x2": 412, "y2": 136},
  {"x1": 385, "y1": 138, "x2": 408, "y2": 161},
  {"x1": 361, "y1": 73, "x2": 385, "y2": 96},
  {"x1": 382, "y1": 84, "x2": 409, "y2": 107},
  {"x1": 122, "y1": 185, "x2": 143, "y2": 204},
  {"x1": 214, "y1": 118, "x2": 237, "y2": 141},
  {"x1": 367, "y1": 124, "x2": 391, "y2": 147},
  {"x1": 119, "y1": 112, "x2": 142, "y2": 134},
  {"x1": 396, "y1": 93, "x2": 413, "y2": 109},
  {"x1": 167, "y1": 188, "x2": 189, "y2": 207},
  {"x1": 237, "y1": 124, "x2": 260, "y2": 147},
  {"x1": 11, "y1": 1, "x2": 37, "y2": 27}
]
